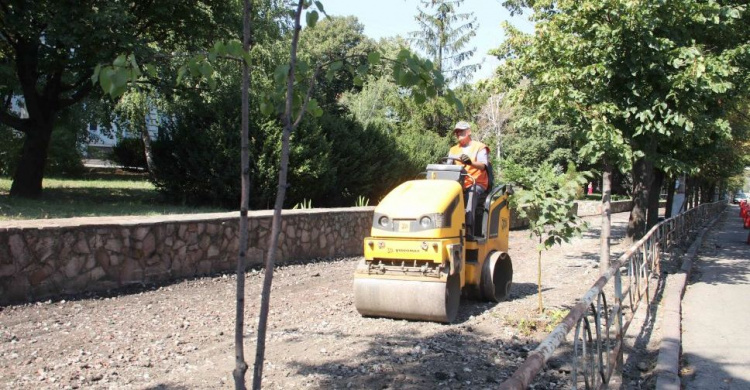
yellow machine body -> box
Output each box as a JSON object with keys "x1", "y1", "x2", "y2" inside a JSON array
[{"x1": 354, "y1": 166, "x2": 513, "y2": 323}]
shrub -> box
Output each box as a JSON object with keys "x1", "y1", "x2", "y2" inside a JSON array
[
  {"x1": 0, "y1": 125, "x2": 23, "y2": 176},
  {"x1": 110, "y1": 137, "x2": 147, "y2": 171},
  {"x1": 0, "y1": 123, "x2": 85, "y2": 177},
  {"x1": 46, "y1": 126, "x2": 85, "y2": 176}
]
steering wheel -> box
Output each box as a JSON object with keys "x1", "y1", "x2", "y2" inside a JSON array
[{"x1": 438, "y1": 156, "x2": 456, "y2": 165}]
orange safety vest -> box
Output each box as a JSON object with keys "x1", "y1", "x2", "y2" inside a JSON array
[{"x1": 449, "y1": 141, "x2": 490, "y2": 190}]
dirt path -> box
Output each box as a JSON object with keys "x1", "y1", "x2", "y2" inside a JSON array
[{"x1": 1, "y1": 212, "x2": 633, "y2": 389}]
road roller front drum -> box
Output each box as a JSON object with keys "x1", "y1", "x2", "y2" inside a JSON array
[{"x1": 353, "y1": 272, "x2": 461, "y2": 323}]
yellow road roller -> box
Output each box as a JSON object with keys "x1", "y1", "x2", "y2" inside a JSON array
[{"x1": 353, "y1": 162, "x2": 514, "y2": 323}]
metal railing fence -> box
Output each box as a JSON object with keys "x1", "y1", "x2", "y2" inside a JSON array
[{"x1": 499, "y1": 200, "x2": 726, "y2": 389}]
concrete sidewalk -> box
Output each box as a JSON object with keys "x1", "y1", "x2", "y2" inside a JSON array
[{"x1": 681, "y1": 205, "x2": 750, "y2": 389}]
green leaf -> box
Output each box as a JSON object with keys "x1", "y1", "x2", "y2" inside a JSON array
[
  {"x1": 330, "y1": 61, "x2": 343, "y2": 71},
  {"x1": 227, "y1": 40, "x2": 243, "y2": 57},
  {"x1": 325, "y1": 67, "x2": 336, "y2": 82},
  {"x1": 274, "y1": 64, "x2": 290, "y2": 84},
  {"x1": 213, "y1": 41, "x2": 225, "y2": 56},
  {"x1": 307, "y1": 98, "x2": 323, "y2": 117},
  {"x1": 306, "y1": 10, "x2": 319, "y2": 28},
  {"x1": 199, "y1": 61, "x2": 214, "y2": 78},
  {"x1": 413, "y1": 92, "x2": 426, "y2": 104},
  {"x1": 426, "y1": 85, "x2": 436, "y2": 98},
  {"x1": 353, "y1": 75, "x2": 363, "y2": 86},
  {"x1": 367, "y1": 51, "x2": 381, "y2": 65},
  {"x1": 188, "y1": 59, "x2": 200, "y2": 76},
  {"x1": 111, "y1": 69, "x2": 128, "y2": 89},
  {"x1": 397, "y1": 49, "x2": 409, "y2": 62},
  {"x1": 91, "y1": 64, "x2": 101, "y2": 85},
  {"x1": 260, "y1": 101, "x2": 273, "y2": 116},
  {"x1": 143, "y1": 64, "x2": 158, "y2": 78},
  {"x1": 99, "y1": 67, "x2": 113, "y2": 94},
  {"x1": 314, "y1": 1, "x2": 325, "y2": 13},
  {"x1": 113, "y1": 54, "x2": 127, "y2": 67},
  {"x1": 128, "y1": 54, "x2": 139, "y2": 72}
]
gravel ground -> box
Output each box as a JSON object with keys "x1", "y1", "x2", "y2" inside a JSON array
[{"x1": 1, "y1": 212, "x2": 647, "y2": 389}]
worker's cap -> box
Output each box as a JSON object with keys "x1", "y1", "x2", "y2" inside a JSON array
[{"x1": 453, "y1": 121, "x2": 471, "y2": 132}]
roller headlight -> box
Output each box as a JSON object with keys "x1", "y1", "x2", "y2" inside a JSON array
[
  {"x1": 378, "y1": 216, "x2": 390, "y2": 227},
  {"x1": 419, "y1": 216, "x2": 432, "y2": 228}
]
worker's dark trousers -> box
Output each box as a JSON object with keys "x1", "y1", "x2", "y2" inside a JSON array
[{"x1": 464, "y1": 185, "x2": 487, "y2": 237}]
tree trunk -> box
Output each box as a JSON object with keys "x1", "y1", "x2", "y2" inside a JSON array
[
  {"x1": 647, "y1": 168, "x2": 664, "y2": 229},
  {"x1": 10, "y1": 120, "x2": 54, "y2": 198},
  {"x1": 626, "y1": 156, "x2": 653, "y2": 242},
  {"x1": 703, "y1": 182, "x2": 715, "y2": 203},
  {"x1": 664, "y1": 177, "x2": 675, "y2": 219},
  {"x1": 537, "y1": 242, "x2": 543, "y2": 314},
  {"x1": 140, "y1": 117, "x2": 156, "y2": 175},
  {"x1": 233, "y1": 1, "x2": 252, "y2": 389},
  {"x1": 600, "y1": 164, "x2": 612, "y2": 274},
  {"x1": 685, "y1": 177, "x2": 695, "y2": 211},
  {"x1": 252, "y1": 2, "x2": 303, "y2": 389}
]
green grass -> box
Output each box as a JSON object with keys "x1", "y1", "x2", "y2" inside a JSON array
[{"x1": 0, "y1": 172, "x2": 229, "y2": 221}]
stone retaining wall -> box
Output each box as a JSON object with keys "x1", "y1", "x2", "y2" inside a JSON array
[
  {"x1": 0, "y1": 208, "x2": 372, "y2": 305},
  {"x1": 575, "y1": 200, "x2": 635, "y2": 217},
  {"x1": 0, "y1": 200, "x2": 657, "y2": 305}
]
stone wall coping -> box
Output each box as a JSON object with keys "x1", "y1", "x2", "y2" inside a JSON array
[{"x1": 0, "y1": 206, "x2": 376, "y2": 231}]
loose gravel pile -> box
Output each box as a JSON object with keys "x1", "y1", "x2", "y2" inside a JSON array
[{"x1": 2, "y1": 213, "x2": 645, "y2": 389}]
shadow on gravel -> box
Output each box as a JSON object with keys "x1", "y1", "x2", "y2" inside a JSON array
[
  {"x1": 281, "y1": 282, "x2": 592, "y2": 388},
  {"x1": 286, "y1": 330, "x2": 568, "y2": 389},
  {"x1": 509, "y1": 282, "x2": 548, "y2": 300},
  {"x1": 143, "y1": 384, "x2": 191, "y2": 390}
]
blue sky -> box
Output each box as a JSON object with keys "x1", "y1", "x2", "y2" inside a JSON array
[{"x1": 313, "y1": 0, "x2": 534, "y2": 83}]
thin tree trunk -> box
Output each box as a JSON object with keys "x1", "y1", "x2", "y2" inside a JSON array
[
  {"x1": 139, "y1": 121, "x2": 155, "y2": 174},
  {"x1": 139, "y1": 99, "x2": 156, "y2": 175},
  {"x1": 252, "y1": 2, "x2": 304, "y2": 389},
  {"x1": 600, "y1": 164, "x2": 612, "y2": 274},
  {"x1": 665, "y1": 177, "x2": 675, "y2": 219},
  {"x1": 537, "y1": 237, "x2": 543, "y2": 314},
  {"x1": 10, "y1": 120, "x2": 53, "y2": 198},
  {"x1": 233, "y1": 0, "x2": 252, "y2": 388}
]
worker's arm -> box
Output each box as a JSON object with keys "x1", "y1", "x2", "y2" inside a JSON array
[
  {"x1": 470, "y1": 148, "x2": 488, "y2": 171},
  {"x1": 466, "y1": 160, "x2": 485, "y2": 170}
]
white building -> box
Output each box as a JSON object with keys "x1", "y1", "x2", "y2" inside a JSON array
[{"x1": 87, "y1": 107, "x2": 161, "y2": 149}]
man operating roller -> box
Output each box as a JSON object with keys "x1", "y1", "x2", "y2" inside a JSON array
[{"x1": 448, "y1": 121, "x2": 489, "y2": 237}]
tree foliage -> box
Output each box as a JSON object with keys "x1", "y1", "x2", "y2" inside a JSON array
[
  {"x1": 495, "y1": 0, "x2": 750, "y2": 239},
  {"x1": 409, "y1": 0, "x2": 481, "y2": 85},
  {"x1": 0, "y1": 0, "x2": 236, "y2": 198},
  {"x1": 514, "y1": 162, "x2": 588, "y2": 312}
]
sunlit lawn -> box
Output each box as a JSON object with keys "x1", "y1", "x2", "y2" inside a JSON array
[{"x1": 0, "y1": 172, "x2": 229, "y2": 221}]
